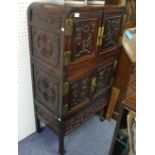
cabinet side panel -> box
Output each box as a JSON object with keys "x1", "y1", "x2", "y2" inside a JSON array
[{"x1": 33, "y1": 64, "x2": 61, "y2": 117}]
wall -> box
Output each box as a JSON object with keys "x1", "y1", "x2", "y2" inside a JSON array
[{"x1": 18, "y1": 0, "x2": 63, "y2": 142}]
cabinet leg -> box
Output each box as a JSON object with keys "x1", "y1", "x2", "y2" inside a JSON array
[
  {"x1": 36, "y1": 117, "x2": 42, "y2": 133},
  {"x1": 99, "y1": 109, "x2": 105, "y2": 122},
  {"x1": 99, "y1": 116, "x2": 105, "y2": 122},
  {"x1": 59, "y1": 134, "x2": 65, "y2": 155},
  {"x1": 58, "y1": 119, "x2": 66, "y2": 155}
]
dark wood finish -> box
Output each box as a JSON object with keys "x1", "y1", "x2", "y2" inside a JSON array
[
  {"x1": 28, "y1": 3, "x2": 124, "y2": 155},
  {"x1": 106, "y1": 0, "x2": 121, "y2": 5}
]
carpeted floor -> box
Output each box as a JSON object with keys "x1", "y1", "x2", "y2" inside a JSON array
[{"x1": 18, "y1": 115, "x2": 116, "y2": 155}]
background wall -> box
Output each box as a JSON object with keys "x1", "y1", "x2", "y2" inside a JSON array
[{"x1": 18, "y1": 0, "x2": 63, "y2": 142}]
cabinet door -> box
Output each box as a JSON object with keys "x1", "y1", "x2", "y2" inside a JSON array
[
  {"x1": 62, "y1": 72, "x2": 91, "y2": 115},
  {"x1": 90, "y1": 62, "x2": 116, "y2": 99},
  {"x1": 64, "y1": 11, "x2": 102, "y2": 66},
  {"x1": 99, "y1": 13, "x2": 123, "y2": 55}
]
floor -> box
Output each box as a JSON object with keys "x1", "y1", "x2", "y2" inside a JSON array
[{"x1": 18, "y1": 115, "x2": 116, "y2": 155}]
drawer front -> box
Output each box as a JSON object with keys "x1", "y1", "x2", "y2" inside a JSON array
[
  {"x1": 64, "y1": 11, "x2": 102, "y2": 66},
  {"x1": 62, "y1": 60, "x2": 117, "y2": 115},
  {"x1": 65, "y1": 98, "x2": 106, "y2": 133}
]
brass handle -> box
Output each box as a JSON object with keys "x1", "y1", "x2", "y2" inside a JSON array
[{"x1": 65, "y1": 18, "x2": 73, "y2": 36}]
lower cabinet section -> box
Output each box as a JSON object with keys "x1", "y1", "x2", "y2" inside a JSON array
[{"x1": 62, "y1": 61, "x2": 116, "y2": 115}]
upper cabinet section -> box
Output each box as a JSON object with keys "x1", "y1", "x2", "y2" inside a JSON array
[
  {"x1": 64, "y1": 11, "x2": 102, "y2": 64},
  {"x1": 28, "y1": 3, "x2": 124, "y2": 70}
]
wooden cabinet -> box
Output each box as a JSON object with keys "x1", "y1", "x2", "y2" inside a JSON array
[{"x1": 28, "y1": 3, "x2": 124, "y2": 155}]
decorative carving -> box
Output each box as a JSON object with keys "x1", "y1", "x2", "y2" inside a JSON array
[
  {"x1": 95, "y1": 63, "x2": 114, "y2": 94},
  {"x1": 32, "y1": 11, "x2": 61, "y2": 28},
  {"x1": 32, "y1": 27, "x2": 60, "y2": 67},
  {"x1": 72, "y1": 20, "x2": 98, "y2": 60},
  {"x1": 101, "y1": 16, "x2": 122, "y2": 51},
  {"x1": 34, "y1": 66, "x2": 59, "y2": 115},
  {"x1": 70, "y1": 77, "x2": 90, "y2": 109},
  {"x1": 65, "y1": 99, "x2": 106, "y2": 132}
]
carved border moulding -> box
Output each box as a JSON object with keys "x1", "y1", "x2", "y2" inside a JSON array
[
  {"x1": 32, "y1": 27, "x2": 60, "y2": 68},
  {"x1": 34, "y1": 65, "x2": 60, "y2": 116},
  {"x1": 31, "y1": 11, "x2": 61, "y2": 28}
]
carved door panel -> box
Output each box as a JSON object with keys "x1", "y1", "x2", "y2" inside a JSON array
[
  {"x1": 99, "y1": 13, "x2": 123, "y2": 55},
  {"x1": 90, "y1": 62, "x2": 115, "y2": 99},
  {"x1": 64, "y1": 11, "x2": 102, "y2": 66},
  {"x1": 62, "y1": 71, "x2": 91, "y2": 115},
  {"x1": 69, "y1": 76, "x2": 90, "y2": 109}
]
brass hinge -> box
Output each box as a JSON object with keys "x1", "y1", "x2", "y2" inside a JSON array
[
  {"x1": 96, "y1": 27, "x2": 101, "y2": 46},
  {"x1": 62, "y1": 104, "x2": 68, "y2": 116},
  {"x1": 91, "y1": 77, "x2": 97, "y2": 93},
  {"x1": 63, "y1": 51, "x2": 71, "y2": 66},
  {"x1": 113, "y1": 60, "x2": 118, "y2": 70},
  {"x1": 99, "y1": 26, "x2": 104, "y2": 45},
  {"x1": 118, "y1": 37, "x2": 123, "y2": 46},
  {"x1": 96, "y1": 26, "x2": 104, "y2": 46},
  {"x1": 65, "y1": 18, "x2": 73, "y2": 36},
  {"x1": 63, "y1": 82, "x2": 69, "y2": 96}
]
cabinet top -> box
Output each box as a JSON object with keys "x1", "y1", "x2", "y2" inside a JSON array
[{"x1": 28, "y1": 2, "x2": 125, "y2": 14}]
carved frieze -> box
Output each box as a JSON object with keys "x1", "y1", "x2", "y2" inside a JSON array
[
  {"x1": 32, "y1": 11, "x2": 61, "y2": 28},
  {"x1": 65, "y1": 99, "x2": 106, "y2": 132}
]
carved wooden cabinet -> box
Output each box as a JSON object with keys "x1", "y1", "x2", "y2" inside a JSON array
[{"x1": 28, "y1": 3, "x2": 124, "y2": 155}]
